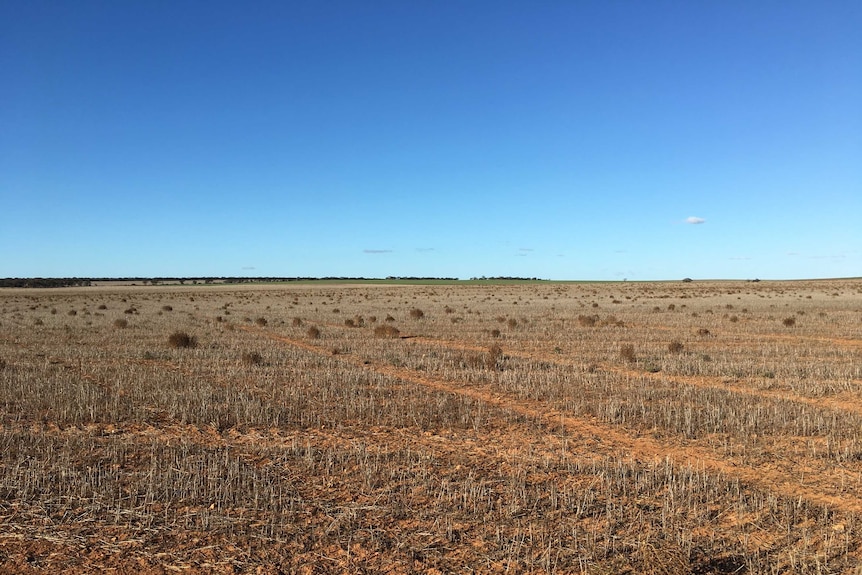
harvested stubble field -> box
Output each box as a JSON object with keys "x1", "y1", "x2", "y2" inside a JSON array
[{"x1": 1, "y1": 280, "x2": 862, "y2": 574}]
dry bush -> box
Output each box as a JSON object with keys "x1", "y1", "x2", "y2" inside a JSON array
[
  {"x1": 409, "y1": 308, "x2": 425, "y2": 320},
  {"x1": 373, "y1": 325, "x2": 400, "y2": 339},
  {"x1": 578, "y1": 314, "x2": 598, "y2": 327},
  {"x1": 489, "y1": 328, "x2": 501, "y2": 338},
  {"x1": 255, "y1": 317, "x2": 268, "y2": 327},
  {"x1": 113, "y1": 319, "x2": 128, "y2": 329},
  {"x1": 241, "y1": 351, "x2": 263, "y2": 366},
  {"x1": 487, "y1": 344, "x2": 504, "y2": 370},
  {"x1": 507, "y1": 318, "x2": 518, "y2": 328},
  {"x1": 344, "y1": 319, "x2": 356, "y2": 327},
  {"x1": 292, "y1": 317, "x2": 303, "y2": 326},
  {"x1": 97, "y1": 304, "x2": 107, "y2": 310},
  {"x1": 782, "y1": 317, "x2": 796, "y2": 327},
  {"x1": 696, "y1": 328, "x2": 711, "y2": 337},
  {"x1": 306, "y1": 326, "x2": 321, "y2": 339},
  {"x1": 162, "y1": 305, "x2": 173, "y2": 312},
  {"x1": 620, "y1": 344, "x2": 637, "y2": 363},
  {"x1": 167, "y1": 331, "x2": 197, "y2": 349},
  {"x1": 668, "y1": 341, "x2": 685, "y2": 354},
  {"x1": 385, "y1": 315, "x2": 396, "y2": 322}
]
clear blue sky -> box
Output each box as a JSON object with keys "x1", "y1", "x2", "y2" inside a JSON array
[{"x1": 2, "y1": 1, "x2": 860, "y2": 280}]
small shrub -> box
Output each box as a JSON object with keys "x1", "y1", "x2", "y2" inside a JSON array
[
  {"x1": 0, "y1": 358, "x2": 6, "y2": 370},
  {"x1": 620, "y1": 344, "x2": 636, "y2": 363},
  {"x1": 729, "y1": 315, "x2": 739, "y2": 323},
  {"x1": 667, "y1": 304, "x2": 676, "y2": 311},
  {"x1": 578, "y1": 314, "x2": 598, "y2": 327},
  {"x1": 97, "y1": 304, "x2": 108, "y2": 310},
  {"x1": 292, "y1": 317, "x2": 304, "y2": 326},
  {"x1": 385, "y1": 315, "x2": 396, "y2": 322},
  {"x1": 241, "y1": 351, "x2": 263, "y2": 366},
  {"x1": 374, "y1": 325, "x2": 400, "y2": 338},
  {"x1": 255, "y1": 317, "x2": 268, "y2": 327},
  {"x1": 307, "y1": 326, "x2": 321, "y2": 339},
  {"x1": 67, "y1": 310, "x2": 77, "y2": 316},
  {"x1": 507, "y1": 318, "x2": 518, "y2": 328},
  {"x1": 162, "y1": 305, "x2": 173, "y2": 312},
  {"x1": 490, "y1": 328, "x2": 501, "y2": 338},
  {"x1": 344, "y1": 318, "x2": 356, "y2": 327},
  {"x1": 782, "y1": 317, "x2": 796, "y2": 327},
  {"x1": 167, "y1": 331, "x2": 197, "y2": 349},
  {"x1": 668, "y1": 341, "x2": 684, "y2": 354},
  {"x1": 696, "y1": 328, "x2": 711, "y2": 337},
  {"x1": 409, "y1": 308, "x2": 425, "y2": 320},
  {"x1": 113, "y1": 318, "x2": 128, "y2": 329},
  {"x1": 486, "y1": 345, "x2": 504, "y2": 370}
]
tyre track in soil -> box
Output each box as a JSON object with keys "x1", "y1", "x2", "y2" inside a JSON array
[
  {"x1": 243, "y1": 326, "x2": 862, "y2": 516},
  {"x1": 399, "y1": 334, "x2": 862, "y2": 418}
]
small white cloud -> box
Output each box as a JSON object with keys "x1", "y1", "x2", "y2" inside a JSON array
[
  {"x1": 363, "y1": 249, "x2": 393, "y2": 254},
  {"x1": 685, "y1": 216, "x2": 706, "y2": 224}
]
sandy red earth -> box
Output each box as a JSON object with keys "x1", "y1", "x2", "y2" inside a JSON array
[{"x1": 2, "y1": 281, "x2": 862, "y2": 573}]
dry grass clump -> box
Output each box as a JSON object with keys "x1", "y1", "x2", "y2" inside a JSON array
[
  {"x1": 460, "y1": 344, "x2": 505, "y2": 370},
  {"x1": 255, "y1": 317, "x2": 268, "y2": 327},
  {"x1": 409, "y1": 308, "x2": 425, "y2": 320},
  {"x1": 241, "y1": 351, "x2": 264, "y2": 366},
  {"x1": 782, "y1": 316, "x2": 796, "y2": 327},
  {"x1": 113, "y1": 318, "x2": 128, "y2": 329},
  {"x1": 306, "y1": 326, "x2": 321, "y2": 339},
  {"x1": 373, "y1": 325, "x2": 400, "y2": 339},
  {"x1": 600, "y1": 315, "x2": 625, "y2": 327},
  {"x1": 668, "y1": 341, "x2": 685, "y2": 354},
  {"x1": 696, "y1": 328, "x2": 711, "y2": 337},
  {"x1": 161, "y1": 305, "x2": 173, "y2": 312},
  {"x1": 578, "y1": 314, "x2": 598, "y2": 327},
  {"x1": 167, "y1": 331, "x2": 197, "y2": 349},
  {"x1": 620, "y1": 344, "x2": 637, "y2": 363},
  {"x1": 291, "y1": 317, "x2": 303, "y2": 327}
]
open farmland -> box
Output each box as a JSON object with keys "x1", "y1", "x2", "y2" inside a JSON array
[{"x1": 2, "y1": 280, "x2": 862, "y2": 574}]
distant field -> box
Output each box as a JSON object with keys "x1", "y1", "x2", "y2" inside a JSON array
[{"x1": 2, "y1": 280, "x2": 862, "y2": 573}]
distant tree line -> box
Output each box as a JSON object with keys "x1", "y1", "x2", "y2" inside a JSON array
[
  {"x1": 1, "y1": 276, "x2": 468, "y2": 288},
  {"x1": 468, "y1": 276, "x2": 548, "y2": 281},
  {"x1": 0, "y1": 278, "x2": 92, "y2": 288}
]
